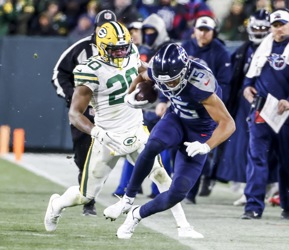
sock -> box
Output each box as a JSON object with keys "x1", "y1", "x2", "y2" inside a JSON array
[
  {"x1": 52, "y1": 186, "x2": 90, "y2": 214},
  {"x1": 133, "y1": 206, "x2": 142, "y2": 220},
  {"x1": 170, "y1": 204, "x2": 190, "y2": 228},
  {"x1": 123, "y1": 194, "x2": 135, "y2": 205}
]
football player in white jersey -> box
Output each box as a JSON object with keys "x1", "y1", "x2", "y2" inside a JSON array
[{"x1": 44, "y1": 21, "x2": 201, "y2": 238}]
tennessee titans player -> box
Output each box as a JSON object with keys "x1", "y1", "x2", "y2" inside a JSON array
[{"x1": 104, "y1": 43, "x2": 235, "y2": 239}]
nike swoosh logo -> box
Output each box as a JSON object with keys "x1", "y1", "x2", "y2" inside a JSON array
[
  {"x1": 253, "y1": 212, "x2": 259, "y2": 217},
  {"x1": 76, "y1": 68, "x2": 82, "y2": 72},
  {"x1": 204, "y1": 79, "x2": 210, "y2": 86}
]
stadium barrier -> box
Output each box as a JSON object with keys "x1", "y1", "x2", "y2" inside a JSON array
[{"x1": 0, "y1": 36, "x2": 242, "y2": 152}]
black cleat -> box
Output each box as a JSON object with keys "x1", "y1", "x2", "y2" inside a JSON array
[
  {"x1": 83, "y1": 202, "x2": 97, "y2": 216},
  {"x1": 199, "y1": 177, "x2": 215, "y2": 197},
  {"x1": 241, "y1": 211, "x2": 261, "y2": 220},
  {"x1": 281, "y1": 210, "x2": 289, "y2": 219}
]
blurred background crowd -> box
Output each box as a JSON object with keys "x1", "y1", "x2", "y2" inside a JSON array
[
  {"x1": 0, "y1": 0, "x2": 288, "y2": 42},
  {"x1": 1, "y1": 0, "x2": 288, "y2": 212}
]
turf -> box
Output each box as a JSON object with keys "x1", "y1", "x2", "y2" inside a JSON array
[{"x1": 0, "y1": 158, "x2": 191, "y2": 250}]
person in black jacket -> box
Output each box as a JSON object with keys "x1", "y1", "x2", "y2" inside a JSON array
[{"x1": 51, "y1": 9, "x2": 117, "y2": 216}]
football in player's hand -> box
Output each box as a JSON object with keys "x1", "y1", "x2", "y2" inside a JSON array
[{"x1": 135, "y1": 81, "x2": 158, "y2": 103}]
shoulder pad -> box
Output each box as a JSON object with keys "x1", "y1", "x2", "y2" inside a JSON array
[{"x1": 187, "y1": 62, "x2": 216, "y2": 93}]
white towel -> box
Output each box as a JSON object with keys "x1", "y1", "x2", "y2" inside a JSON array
[{"x1": 246, "y1": 33, "x2": 289, "y2": 78}]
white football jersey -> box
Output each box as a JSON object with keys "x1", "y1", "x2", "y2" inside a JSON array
[{"x1": 73, "y1": 44, "x2": 143, "y2": 133}]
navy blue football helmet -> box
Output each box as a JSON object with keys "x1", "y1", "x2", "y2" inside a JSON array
[
  {"x1": 247, "y1": 9, "x2": 270, "y2": 44},
  {"x1": 152, "y1": 43, "x2": 189, "y2": 94}
]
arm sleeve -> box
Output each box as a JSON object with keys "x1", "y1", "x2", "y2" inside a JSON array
[
  {"x1": 243, "y1": 76, "x2": 255, "y2": 88},
  {"x1": 51, "y1": 45, "x2": 82, "y2": 106}
]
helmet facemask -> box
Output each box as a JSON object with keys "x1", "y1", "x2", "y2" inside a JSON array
[
  {"x1": 154, "y1": 67, "x2": 188, "y2": 94},
  {"x1": 247, "y1": 20, "x2": 270, "y2": 44},
  {"x1": 152, "y1": 43, "x2": 189, "y2": 95},
  {"x1": 247, "y1": 10, "x2": 271, "y2": 44},
  {"x1": 101, "y1": 43, "x2": 132, "y2": 68},
  {"x1": 97, "y1": 21, "x2": 132, "y2": 68}
]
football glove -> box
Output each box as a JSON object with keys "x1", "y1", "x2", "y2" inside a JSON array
[
  {"x1": 184, "y1": 141, "x2": 210, "y2": 158},
  {"x1": 124, "y1": 88, "x2": 149, "y2": 109},
  {"x1": 90, "y1": 126, "x2": 119, "y2": 154}
]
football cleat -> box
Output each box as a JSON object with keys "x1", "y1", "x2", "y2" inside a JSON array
[
  {"x1": 281, "y1": 210, "x2": 289, "y2": 219},
  {"x1": 103, "y1": 195, "x2": 133, "y2": 221},
  {"x1": 44, "y1": 194, "x2": 63, "y2": 232},
  {"x1": 116, "y1": 206, "x2": 141, "y2": 239},
  {"x1": 83, "y1": 203, "x2": 97, "y2": 216},
  {"x1": 241, "y1": 211, "x2": 261, "y2": 219},
  {"x1": 233, "y1": 194, "x2": 247, "y2": 206},
  {"x1": 178, "y1": 226, "x2": 204, "y2": 239}
]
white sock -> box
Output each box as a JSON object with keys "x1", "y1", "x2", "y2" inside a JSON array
[
  {"x1": 170, "y1": 203, "x2": 190, "y2": 228},
  {"x1": 52, "y1": 186, "x2": 90, "y2": 214},
  {"x1": 123, "y1": 194, "x2": 135, "y2": 205},
  {"x1": 132, "y1": 206, "x2": 142, "y2": 219},
  {"x1": 149, "y1": 167, "x2": 190, "y2": 228}
]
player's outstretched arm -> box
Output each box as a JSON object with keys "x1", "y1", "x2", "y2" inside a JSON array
[
  {"x1": 69, "y1": 85, "x2": 94, "y2": 135},
  {"x1": 202, "y1": 93, "x2": 236, "y2": 149},
  {"x1": 128, "y1": 70, "x2": 150, "y2": 94}
]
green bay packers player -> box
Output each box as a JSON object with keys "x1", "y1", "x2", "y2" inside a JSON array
[{"x1": 44, "y1": 21, "x2": 200, "y2": 238}]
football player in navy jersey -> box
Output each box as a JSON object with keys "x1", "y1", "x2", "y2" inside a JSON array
[
  {"x1": 217, "y1": 9, "x2": 279, "y2": 207},
  {"x1": 104, "y1": 43, "x2": 235, "y2": 239},
  {"x1": 45, "y1": 23, "x2": 196, "y2": 237},
  {"x1": 241, "y1": 8, "x2": 289, "y2": 220},
  {"x1": 181, "y1": 15, "x2": 232, "y2": 201}
]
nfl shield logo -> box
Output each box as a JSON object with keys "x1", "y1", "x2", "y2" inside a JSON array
[{"x1": 104, "y1": 13, "x2": 112, "y2": 20}]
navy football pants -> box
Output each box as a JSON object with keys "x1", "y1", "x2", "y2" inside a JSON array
[
  {"x1": 126, "y1": 111, "x2": 212, "y2": 218},
  {"x1": 245, "y1": 119, "x2": 289, "y2": 215}
]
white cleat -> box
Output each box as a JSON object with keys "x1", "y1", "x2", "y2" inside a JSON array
[
  {"x1": 44, "y1": 194, "x2": 62, "y2": 232},
  {"x1": 178, "y1": 226, "x2": 204, "y2": 239},
  {"x1": 103, "y1": 195, "x2": 133, "y2": 221},
  {"x1": 233, "y1": 194, "x2": 247, "y2": 206},
  {"x1": 117, "y1": 206, "x2": 141, "y2": 239}
]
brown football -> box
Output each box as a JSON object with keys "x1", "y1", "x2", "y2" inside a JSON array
[{"x1": 135, "y1": 81, "x2": 158, "y2": 103}]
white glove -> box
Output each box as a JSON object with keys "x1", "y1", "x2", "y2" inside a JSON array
[
  {"x1": 91, "y1": 126, "x2": 119, "y2": 154},
  {"x1": 184, "y1": 141, "x2": 210, "y2": 158},
  {"x1": 124, "y1": 88, "x2": 149, "y2": 109}
]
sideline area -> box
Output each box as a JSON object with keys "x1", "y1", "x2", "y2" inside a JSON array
[{"x1": 2, "y1": 153, "x2": 288, "y2": 250}]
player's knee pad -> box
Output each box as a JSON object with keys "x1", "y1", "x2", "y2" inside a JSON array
[
  {"x1": 149, "y1": 165, "x2": 172, "y2": 192},
  {"x1": 164, "y1": 188, "x2": 185, "y2": 205},
  {"x1": 170, "y1": 176, "x2": 192, "y2": 200}
]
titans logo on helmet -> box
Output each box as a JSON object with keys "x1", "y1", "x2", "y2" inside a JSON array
[
  {"x1": 267, "y1": 54, "x2": 286, "y2": 70},
  {"x1": 178, "y1": 46, "x2": 188, "y2": 64}
]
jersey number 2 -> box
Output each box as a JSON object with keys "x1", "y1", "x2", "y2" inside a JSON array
[{"x1": 107, "y1": 67, "x2": 138, "y2": 106}]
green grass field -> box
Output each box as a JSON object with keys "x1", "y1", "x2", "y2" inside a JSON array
[
  {"x1": 1, "y1": 155, "x2": 289, "y2": 250},
  {"x1": 0, "y1": 158, "x2": 191, "y2": 250}
]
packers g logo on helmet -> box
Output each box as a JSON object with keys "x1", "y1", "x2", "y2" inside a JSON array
[{"x1": 96, "y1": 21, "x2": 132, "y2": 68}]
